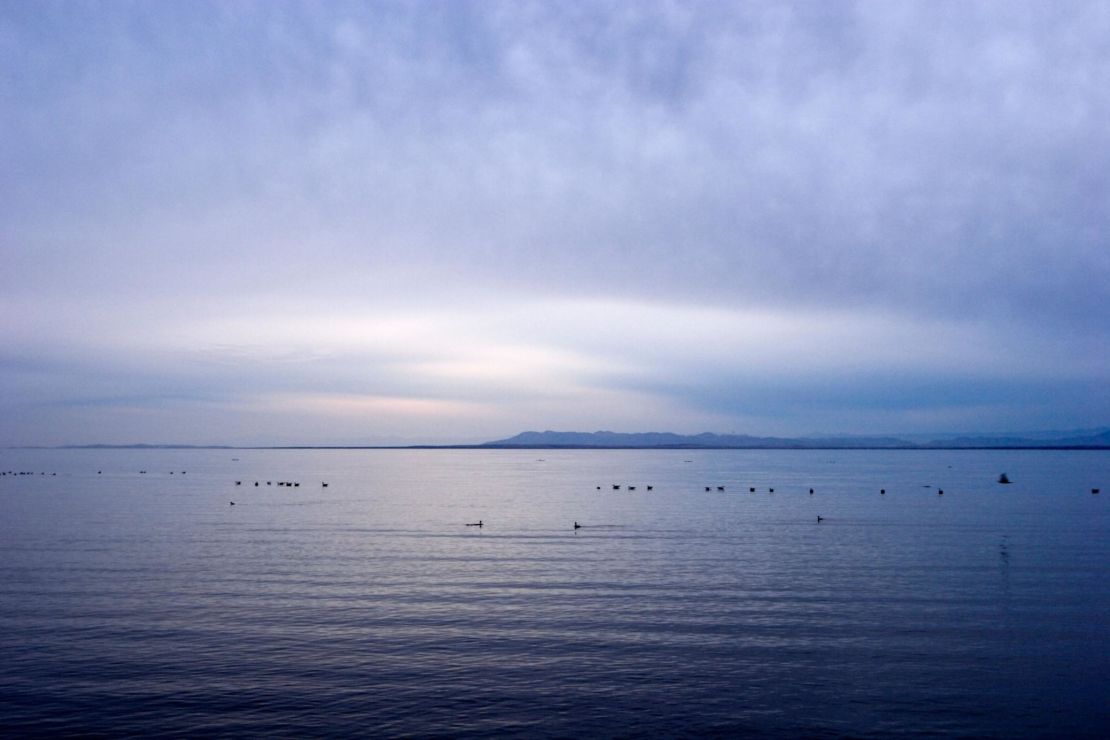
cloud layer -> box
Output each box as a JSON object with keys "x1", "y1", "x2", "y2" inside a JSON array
[{"x1": 2, "y1": 1, "x2": 1108, "y2": 444}]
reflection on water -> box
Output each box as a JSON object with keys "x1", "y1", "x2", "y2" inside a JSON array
[{"x1": 0, "y1": 448, "x2": 1107, "y2": 737}]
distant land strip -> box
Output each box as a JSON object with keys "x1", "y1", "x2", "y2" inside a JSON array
[
  {"x1": 23, "y1": 428, "x2": 1110, "y2": 450},
  {"x1": 481, "y1": 429, "x2": 1110, "y2": 449}
]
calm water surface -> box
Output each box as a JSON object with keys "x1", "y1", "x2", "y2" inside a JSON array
[{"x1": 1, "y1": 449, "x2": 1107, "y2": 737}]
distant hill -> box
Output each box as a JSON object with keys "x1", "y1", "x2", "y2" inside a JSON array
[
  {"x1": 482, "y1": 429, "x2": 1110, "y2": 449},
  {"x1": 31, "y1": 428, "x2": 1110, "y2": 450},
  {"x1": 919, "y1": 429, "x2": 1110, "y2": 449},
  {"x1": 483, "y1": 431, "x2": 909, "y2": 448}
]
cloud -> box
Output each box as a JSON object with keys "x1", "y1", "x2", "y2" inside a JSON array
[{"x1": 1, "y1": 1, "x2": 1108, "y2": 443}]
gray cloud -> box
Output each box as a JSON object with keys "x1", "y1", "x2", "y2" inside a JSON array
[{"x1": 2, "y1": 1, "x2": 1108, "y2": 444}]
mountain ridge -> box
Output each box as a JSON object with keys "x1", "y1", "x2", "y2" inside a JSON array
[
  {"x1": 15, "y1": 428, "x2": 1110, "y2": 450},
  {"x1": 481, "y1": 429, "x2": 1110, "y2": 449}
]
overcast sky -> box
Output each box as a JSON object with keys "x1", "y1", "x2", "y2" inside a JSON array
[{"x1": 2, "y1": 0, "x2": 1108, "y2": 445}]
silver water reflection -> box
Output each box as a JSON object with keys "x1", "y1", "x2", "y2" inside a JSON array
[{"x1": 1, "y1": 449, "x2": 1107, "y2": 736}]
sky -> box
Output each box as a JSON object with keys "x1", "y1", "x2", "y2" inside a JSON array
[{"x1": 2, "y1": 0, "x2": 1108, "y2": 446}]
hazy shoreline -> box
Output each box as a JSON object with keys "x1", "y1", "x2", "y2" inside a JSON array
[{"x1": 20, "y1": 444, "x2": 1110, "y2": 451}]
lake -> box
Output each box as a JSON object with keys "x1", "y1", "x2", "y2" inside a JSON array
[{"x1": 1, "y1": 448, "x2": 1107, "y2": 737}]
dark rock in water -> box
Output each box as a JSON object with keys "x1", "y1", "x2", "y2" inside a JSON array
[{"x1": 998, "y1": 473, "x2": 1011, "y2": 484}]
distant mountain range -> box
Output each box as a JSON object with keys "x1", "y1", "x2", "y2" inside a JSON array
[
  {"x1": 31, "y1": 428, "x2": 1110, "y2": 450},
  {"x1": 481, "y1": 429, "x2": 1110, "y2": 449}
]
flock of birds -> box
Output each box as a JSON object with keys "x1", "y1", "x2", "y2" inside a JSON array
[
  {"x1": 230, "y1": 479, "x2": 327, "y2": 505},
  {"x1": 2, "y1": 469, "x2": 1100, "y2": 523}
]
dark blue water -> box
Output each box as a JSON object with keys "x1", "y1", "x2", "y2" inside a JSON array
[{"x1": 1, "y1": 449, "x2": 1107, "y2": 737}]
